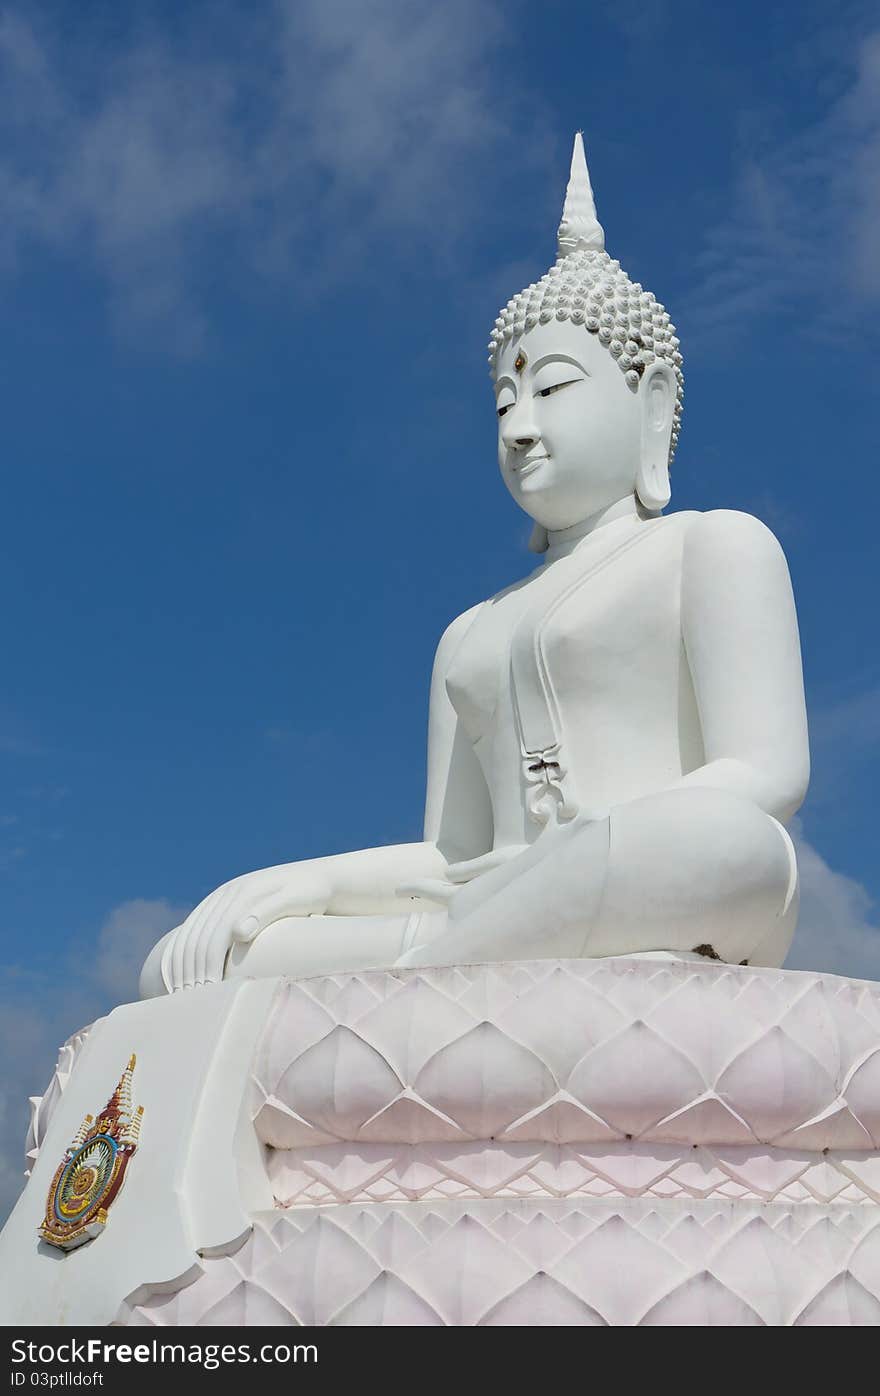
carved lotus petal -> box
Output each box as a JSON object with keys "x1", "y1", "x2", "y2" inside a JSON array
[
  {"x1": 716, "y1": 1026, "x2": 834, "y2": 1139},
  {"x1": 832, "y1": 989, "x2": 880, "y2": 1065},
  {"x1": 126, "y1": 1257, "x2": 243, "y2": 1326},
  {"x1": 252, "y1": 1096, "x2": 338, "y2": 1150},
  {"x1": 481, "y1": 1272, "x2": 606, "y2": 1325},
  {"x1": 253, "y1": 983, "x2": 335, "y2": 1098},
  {"x1": 496, "y1": 966, "x2": 626, "y2": 1082},
  {"x1": 415, "y1": 1023, "x2": 555, "y2": 1138},
  {"x1": 567, "y1": 1022, "x2": 706, "y2": 1137},
  {"x1": 198, "y1": 1279, "x2": 300, "y2": 1327},
  {"x1": 502, "y1": 1212, "x2": 575, "y2": 1270},
  {"x1": 274, "y1": 1026, "x2": 402, "y2": 1138},
  {"x1": 795, "y1": 1215, "x2": 869, "y2": 1274},
  {"x1": 841, "y1": 1048, "x2": 880, "y2": 1144},
  {"x1": 768, "y1": 1098, "x2": 871, "y2": 1152},
  {"x1": 498, "y1": 1094, "x2": 621, "y2": 1143},
  {"x1": 641, "y1": 1272, "x2": 764, "y2": 1326},
  {"x1": 233, "y1": 1217, "x2": 285, "y2": 1277},
  {"x1": 600, "y1": 960, "x2": 686, "y2": 1018},
  {"x1": 257, "y1": 1215, "x2": 379, "y2": 1327},
  {"x1": 400, "y1": 1215, "x2": 532, "y2": 1325},
  {"x1": 319, "y1": 976, "x2": 383, "y2": 1022},
  {"x1": 642, "y1": 974, "x2": 761, "y2": 1082},
  {"x1": 355, "y1": 1092, "x2": 465, "y2": 1144},
  {"x1": 457, "y1": 970, "x2": 535, "y2": 1021},
  {"x1": 794, "y1": 1273, "x2": 880, "y2": 1326},
  {"x1": 355, "y1": 977, "x2": 477, "y2": 1081},
  {"x1": 641, "y1": 1093, "x2": 755, "y2": 1145},
  {"x1": 711, "y1": 1216, "x2": 821, "y2": 1325},
  {"x1": 416, "y1": 1211, "x2": 453, "y2": 1243},
  {"x1": 331, "y1": 1273, "x2": 443, "y2": 1326},
  {"x1": 659, "y1": 1216, "x2": 723, "y2": 1269},
  {"x1": 552, "y1": 1214, "x2": 687, "y2": 1324},
  {"x1": 367, "y1": 1212, "x2": 431, "y2": 1270},
  {"x1": 776, "y1": 983, "x2": 842, "y2": 1079},
  {"x1": 846, "y1": 1219, "x2": 880, "y2": 1294}
]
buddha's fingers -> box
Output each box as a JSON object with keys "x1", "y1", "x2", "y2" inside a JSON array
[
  {"x1": 176, "y1": 884, "x2": 235, "y2": 989},
  {"x1": 230, "y1": 877, "x2": 333, "y2": 945},
  {"x1": 444, "y1": 847, "x2": 529, "y2": 884},
  {"x1": 231, "y1": 914, "x2": 261, "y2": 945},
  {"x1": 178, "y1": 900, "x2": 213, "y2": 990},
  {"x1": 180, "y1": 892, "x2": 218, "y2": 989},
  {"x1": 169, "y1": 913, "x2": 199, "y2": 992},
  {"x1": 193, "y1": 887, "x2": 240, "y2": 987},
  {"x1": 160, "y1": 926, "x2": 183, "y2": 994}
]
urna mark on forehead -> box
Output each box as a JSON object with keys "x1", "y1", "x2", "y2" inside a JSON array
[
  {"x1": 494, "y1": 321, "x2": 597, "y2": 388},
  {"x1": 488, "y1": 132, "x2": 684, "y2": 462}
]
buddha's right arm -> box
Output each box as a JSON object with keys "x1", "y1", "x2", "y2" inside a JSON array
[
  {"x1": 143, "y1": 839, "x2": 452, "y2": 995},
  {"x1": 423, "y1": 604, "x2": 494, "y2": 863}
]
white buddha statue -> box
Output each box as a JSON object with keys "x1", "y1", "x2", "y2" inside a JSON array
[{"x1": 141, "y1": 133, "x2": 809, "y2": 997}]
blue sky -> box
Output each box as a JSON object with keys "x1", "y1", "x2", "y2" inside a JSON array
[{"x1": 1, "y1": 0, "x2": 879, "y2": 1215}]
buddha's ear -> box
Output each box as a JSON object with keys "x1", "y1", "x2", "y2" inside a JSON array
[{"x1": 636, "y1": 361, "x2": 676, "y2": 511}]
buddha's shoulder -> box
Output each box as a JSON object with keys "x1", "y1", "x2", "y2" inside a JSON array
[
  {"x1": 433, "y1": 601, "x2": 487, "y2": 667},
  {"x1": 670, "y1": 507, "x2": 787, "y2": 559},
  {"x1": 667, "y1": 510, "x2": 793, "y2": 580}
]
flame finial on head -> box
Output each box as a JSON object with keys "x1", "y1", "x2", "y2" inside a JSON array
[{"x1": 557, "y1": 132, "x2": 604, "y2": 259}]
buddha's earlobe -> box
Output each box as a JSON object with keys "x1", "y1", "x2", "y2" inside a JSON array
[{"x1": 636, "y1": 361, "x2": 676, "y2": 511}]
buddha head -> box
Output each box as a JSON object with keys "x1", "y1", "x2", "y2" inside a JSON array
[{"x1": 488, "y1": 134, "x2": 683, "y2": 546}]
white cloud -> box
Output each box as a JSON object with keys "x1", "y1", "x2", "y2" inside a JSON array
[
  {"x1": 810, "y1": 683, "x2": 880, "y2": 752},
  {"x1": 787, "y1": 826, "x2": 880, "y2": 980},
  {"x1": 0, "y1": 897, "x2": 187, "y2": 1222},
  {"x1": 0, "y1": 998, "x2": 60, "y2": 1217},
  {"x1": 95, "y1": 897, "x2": 188, "y2": 999},
  {"x1": 684, "y1": 26, "x2": 880, "y2": 341},
  {"x1": 0, "y1": 0, "x2": 520, "y2": 348},
  {"x1": 798, "y1": 682, "x2": 880, "y2": 811}
]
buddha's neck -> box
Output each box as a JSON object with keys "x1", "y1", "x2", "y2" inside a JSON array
[{"x1": 543, "y1": 494, "x2": 659, "y2": 564}]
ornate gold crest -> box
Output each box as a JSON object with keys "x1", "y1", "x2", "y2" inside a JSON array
[{"x1": 39, "y1": 1055, "x2": 144, "y2": 1251}]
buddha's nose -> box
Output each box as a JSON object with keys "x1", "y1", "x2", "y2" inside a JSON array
[{"x1": 502, "y1": 400, "x2": 540, "y2": 451}]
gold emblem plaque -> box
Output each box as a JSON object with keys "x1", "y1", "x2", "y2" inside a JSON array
[{"x1": 39, "y1": 1055, "x2": 144, "y2": 1251}]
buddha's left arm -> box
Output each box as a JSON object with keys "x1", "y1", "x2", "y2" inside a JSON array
[{"x1": 677, "y1": 509, "x2": 810, "y2": 823}]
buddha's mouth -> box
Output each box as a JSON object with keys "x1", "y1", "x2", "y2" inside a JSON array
[{"x1": 515, "y1": 454, "x2": 549, "y2": 479}]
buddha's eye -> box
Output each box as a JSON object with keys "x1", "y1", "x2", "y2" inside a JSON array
[
  {"x1": 497, "y1": 403, "x2": 514, "y2": 418},
  {"x1": 537, "y1": 378, "x2": 579, "y2": 398}
]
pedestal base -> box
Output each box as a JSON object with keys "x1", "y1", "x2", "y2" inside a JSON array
[
  {"x1": 121, "y1": 1198, "x2": 880, "y2": 1326},
  {"x1": 5, "y1": 957, "x2": 880, "y2": 1325}
]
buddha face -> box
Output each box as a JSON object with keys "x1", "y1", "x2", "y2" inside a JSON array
[{"x1": 493, "y1": 318, "x2": 675, "y2": 531}]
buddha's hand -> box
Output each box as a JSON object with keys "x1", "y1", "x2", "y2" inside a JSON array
[
  {"x1": 397, "y1": 846, "x2": 529, "y2": 905},
  {"x1": 159, "y1": 863, "x2": 334, "y2": 992}
]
